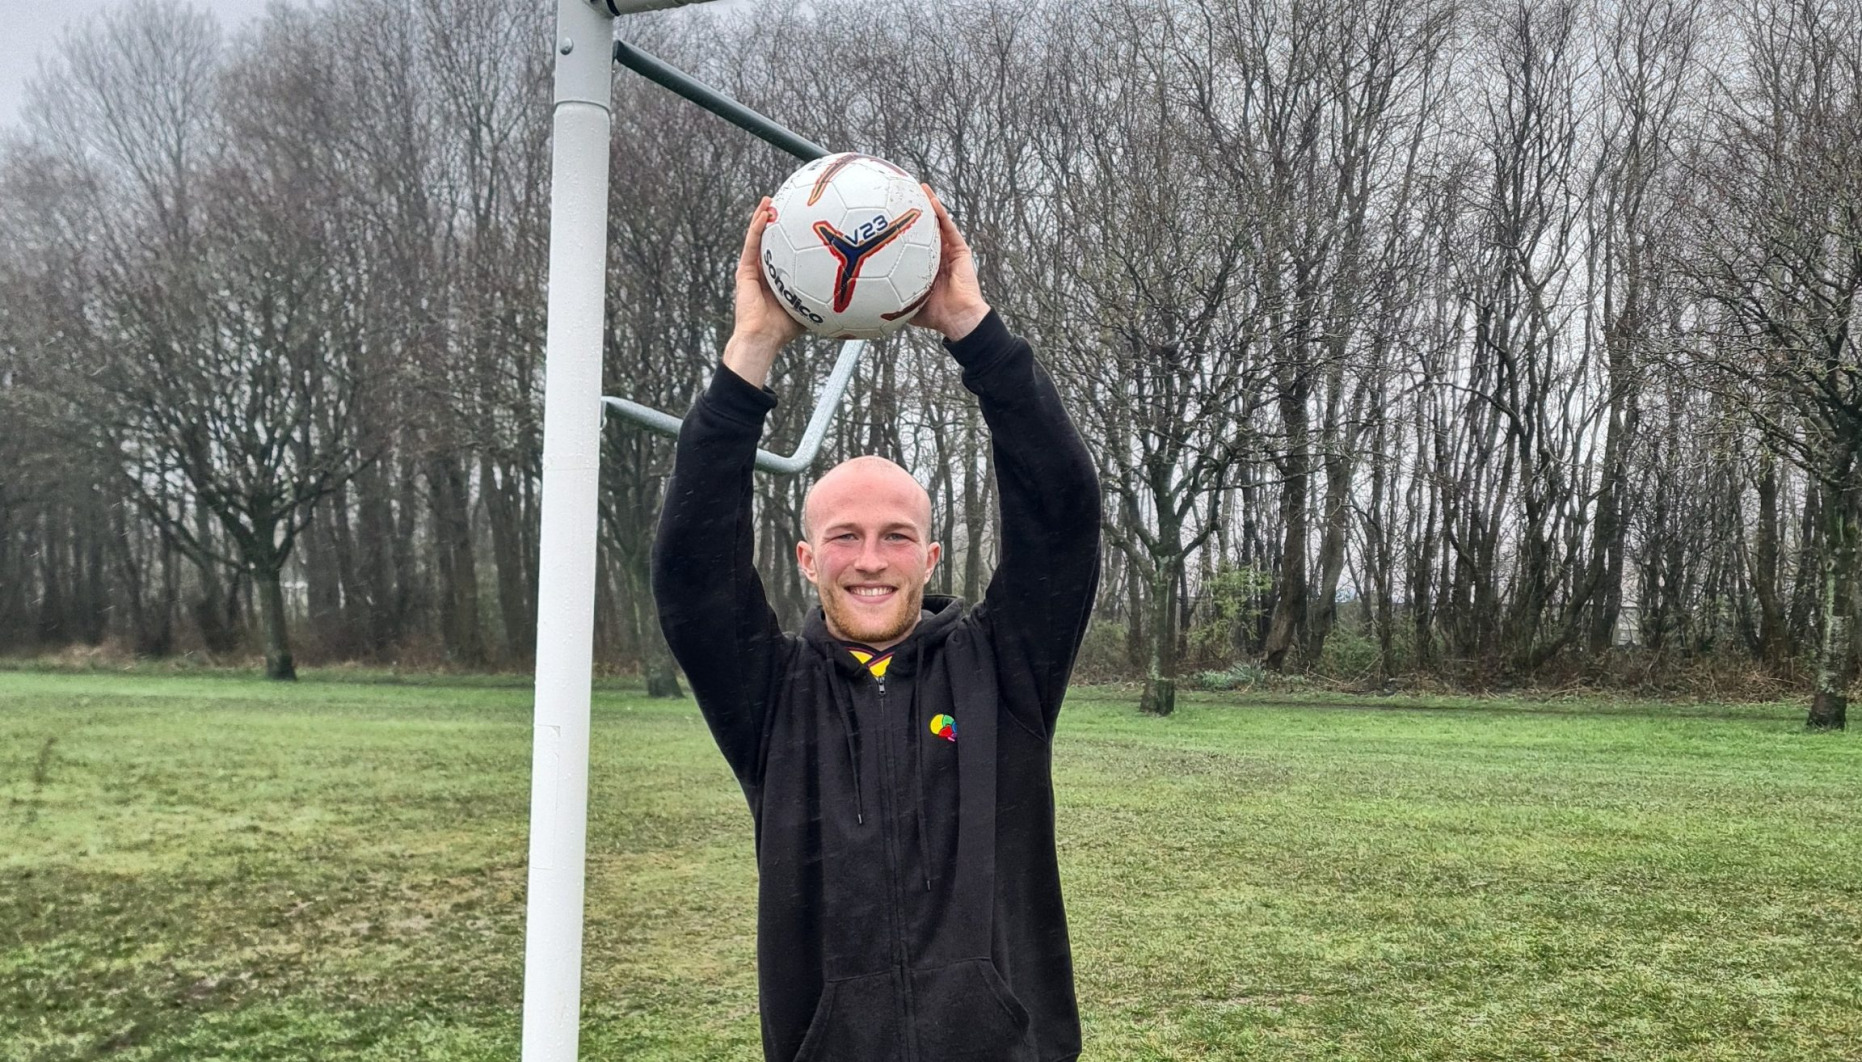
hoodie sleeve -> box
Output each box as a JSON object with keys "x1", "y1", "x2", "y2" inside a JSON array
[
  {"x1": 652, "y1": 363, "x2": 790, "y2": 792},
  {"x1": 948, "y1": 311, "x2": 1102, "y2": 738}
]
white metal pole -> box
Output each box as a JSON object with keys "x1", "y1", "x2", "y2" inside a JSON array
[
  {"x1": 521, "y1": 1, "x2": 614, "y2": 1059},
  {"x1": 524, "y1": 3, "x2": 735, "y2": 1059}
]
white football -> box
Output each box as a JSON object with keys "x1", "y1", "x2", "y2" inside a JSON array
[{"x1": 760, "y1": 152, "x2": 941, "y2": 340}]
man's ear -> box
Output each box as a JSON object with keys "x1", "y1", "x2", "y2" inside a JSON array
[
  {"x1": 924, "y1": 542, "x2": 941, "y2": 584},
  {"x1": 796, "y1": 539, "x2": 817, "y2": 583}
]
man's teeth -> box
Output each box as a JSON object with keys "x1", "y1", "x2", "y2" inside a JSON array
[{"x1": 850, "y1": 587, "x2": 892, "y2": 597}]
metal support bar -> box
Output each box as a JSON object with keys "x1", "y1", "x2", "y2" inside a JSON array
[
  {"x1": 614, "y1": 38, "x2": 829, "y2": 162},
  {"x1": 603, "y1": 36, "x2": 851, "y2": 475},
  {"x1": 603, "y1": 339, "x2": 865, "y2": 475}
]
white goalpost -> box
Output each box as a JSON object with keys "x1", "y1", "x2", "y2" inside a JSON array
[{"x1": 521, "y1": 2, "x2": 725, "y2": 1060}]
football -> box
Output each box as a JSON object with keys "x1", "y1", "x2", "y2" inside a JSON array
[{"x1": 760, "y1": 153, "x2": 941, "y2": 340}]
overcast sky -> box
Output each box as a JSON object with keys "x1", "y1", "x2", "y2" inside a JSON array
[
  {"x1": 0, "y1": 0, "x2": 257, "y2": 130},
  {"x1": 0, "y1": 0, "x2": 757, "y2": 132}
]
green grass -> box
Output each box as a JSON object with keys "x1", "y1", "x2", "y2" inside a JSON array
[{"x1": 1, "y1": 673, "x2": 1858, "y2": 1061}]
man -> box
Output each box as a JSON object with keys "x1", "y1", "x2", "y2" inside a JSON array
[{"x1": 652, "y1": 187, "x2": 1100, "y2": 1062}]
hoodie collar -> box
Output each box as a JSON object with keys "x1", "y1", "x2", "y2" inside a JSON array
[{"x1": 806, "y1": 594, "x2": 965, "y2": 678}]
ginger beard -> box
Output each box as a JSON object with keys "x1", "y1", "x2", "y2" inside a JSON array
[
  {"x1": 821, "y1": 567, "x2": 925, "y2": 646},
  {"x1": 798, "y1": 457, "x2": 940, "y2": 650}
]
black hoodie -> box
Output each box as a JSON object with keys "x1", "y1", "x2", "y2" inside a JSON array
[{"x1": 653, "y1": 311, "x2": 1101, "y2": 1062}]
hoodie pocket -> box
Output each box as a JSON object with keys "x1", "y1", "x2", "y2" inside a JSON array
[
  {"x1": 911, "y1": 959, "x2": 1036, "y2": 1061},
  {"x1": 793, "y1": 970, "x2": 901, "y2": 1062}
]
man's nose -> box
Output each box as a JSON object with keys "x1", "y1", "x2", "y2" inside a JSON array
[{"x1": 855, "y1": 537, "x2": 888, "y2": 572}]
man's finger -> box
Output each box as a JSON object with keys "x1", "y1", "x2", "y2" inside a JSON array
[
  {"x1": 740, "y1": 196, "x2": 773, "y2": 271},
  {"x1": 922, "y1": 184, "x2": 970, "y2": 254}
]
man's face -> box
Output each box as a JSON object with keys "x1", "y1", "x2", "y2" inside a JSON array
[{"x1": 797, "y1": 458, "x2": 941, "y2": 649}]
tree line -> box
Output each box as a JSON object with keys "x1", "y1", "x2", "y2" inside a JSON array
[{"x1": 1, "y1": 0, "x2": 1857, "y2": 728}]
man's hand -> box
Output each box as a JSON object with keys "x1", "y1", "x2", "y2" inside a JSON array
[
  {"x1": 722, "y1": 196, "x2": 805, "y2": 389},
  {"x1": 910, "y1": 186, "x2": 992, "y2": 342}
]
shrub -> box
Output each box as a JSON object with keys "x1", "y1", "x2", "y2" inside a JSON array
[{"x1": 1073, "y1": 618, "x2": 1137, "y2": 683}]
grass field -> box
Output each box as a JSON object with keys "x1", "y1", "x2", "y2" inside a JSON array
[{"x1": 2, "y1": 670, "x2": 1859, "y2": 1061}]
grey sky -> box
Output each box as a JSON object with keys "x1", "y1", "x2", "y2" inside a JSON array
[
  {"x1": 0, "y1": 0, "x2": 758, "y2": 132},
  {"x1": 0, "y1": 0, "x2": 263, "y2": 130}
]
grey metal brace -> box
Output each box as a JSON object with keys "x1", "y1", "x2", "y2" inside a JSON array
[
  {"x1": 600, "y1": 339, "x2": 865, "y2": 474},
  {"x1": 601, "y1": 38, "x2": 863, "y2": 475}
]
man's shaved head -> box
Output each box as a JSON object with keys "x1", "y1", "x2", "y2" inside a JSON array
[
  {"x1": 802, "y1": 456, "x2": 933, "y2": 544},
  {"x1": 797, "y1": 456, "x2": 940, "y2": 649}
]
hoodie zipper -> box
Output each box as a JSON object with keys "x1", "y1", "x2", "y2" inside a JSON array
[{"x1": 873, "y1": 670, "x2": 920, "y2": 1061}]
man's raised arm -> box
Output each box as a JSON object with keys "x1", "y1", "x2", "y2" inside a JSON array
[
  {"x1": 651, "y1": 199, "x2": 804, "y2": 793},
  {"x1": 913, "y1": 192, "x2": 1102, "y2": 738}
]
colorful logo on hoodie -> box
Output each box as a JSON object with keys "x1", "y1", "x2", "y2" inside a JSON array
[{"x1": 929, "y1": 714, "x2": 957, "y2": 742}]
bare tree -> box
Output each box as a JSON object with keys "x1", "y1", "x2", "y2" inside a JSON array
[
  {"x1": 1582, "y1": 0, "x2": 1706, "y2": 655},
  {"x1": 26, "y1": 2, "x2": 377, "y2": 679},
  {"x1": 1029, "y1": 0, "x2": 1272, "y2": 715},
  {"x1": 1682, "y1": 0, "x2": 1862, "y2": 728}
]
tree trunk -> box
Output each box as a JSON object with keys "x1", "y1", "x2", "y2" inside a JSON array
[
  {"x1": 1808, "y1": 477, "x2": 1855, "y2": 731},
  {"x1": 392, "y1": 454, "x2": 424, "y2": 647},
  {"x1": 428, "y1": 454, "x2": 485, "y2": 666},
  {"x1": 194, "y1": 564, "x2": 240, "y2": 655},
  {"x1": 1139, "y1": 556, "x2": 1181, "y2": 717},
  {"x1": 1586, "y1": 421, "x2": 1631, "y2": 654},
  {"x1": 156, "y1": 539, "x2": 179, "y2": 656},
  {"x1": 1410, "y1": 464, "x2": 1439, "y2": 672},
  {"x1": 1788, "y1": 479, "x2": 1823, "y2": 646},
  {"x1": 1264, "y1": 369, "x2": 1311, "y2": 671},
  {"x1": 324, "y1": 483, "x2": 366, "y2": 656},
  {"x1": 350, "y1": 462, "x2": 395, "y2": 653},
  {"x1": 482, "y1": 453, "x2": 536, "y2": 662},
  {"x1": 1124, "y1": 546, "x2": 1147, "y2": 675},
  {"x1": 254, "y1": 564, "x2": 297, "y2": 681},
  {"x1": 645, "y1": 651, "x2": 685, "y2": 699},
  {"x1": 1305, "y1": 444, "x2": 1353, "y2": 663},
  {"x1": 1139, "y1": 673, "x2": 1176, "y2": 717},
  {"x1": 1262, "y1": 478, "x2": 1309, "y2": 670},
  {"x1": 36, "y1": 510, "x2": 68, "y2": 645},
  {"x1": 113, "y1": 502, "x2": 177, "y2": 657},
  {"x1": 77, "y1": 520, "x2": 109, "y2": 644},
  {"x1": 1752, "y1": 457, "x2": 1787, "y2": 666},
  {"x1": 1365, "y1": 411, "x2": 1396, "y2": 680},
  {"x1": 300, "y1": 510, "x2": 346, "y2": 659},
  {"x1": 0, "y1": 497, "x2": 21, "y2": 650}
]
